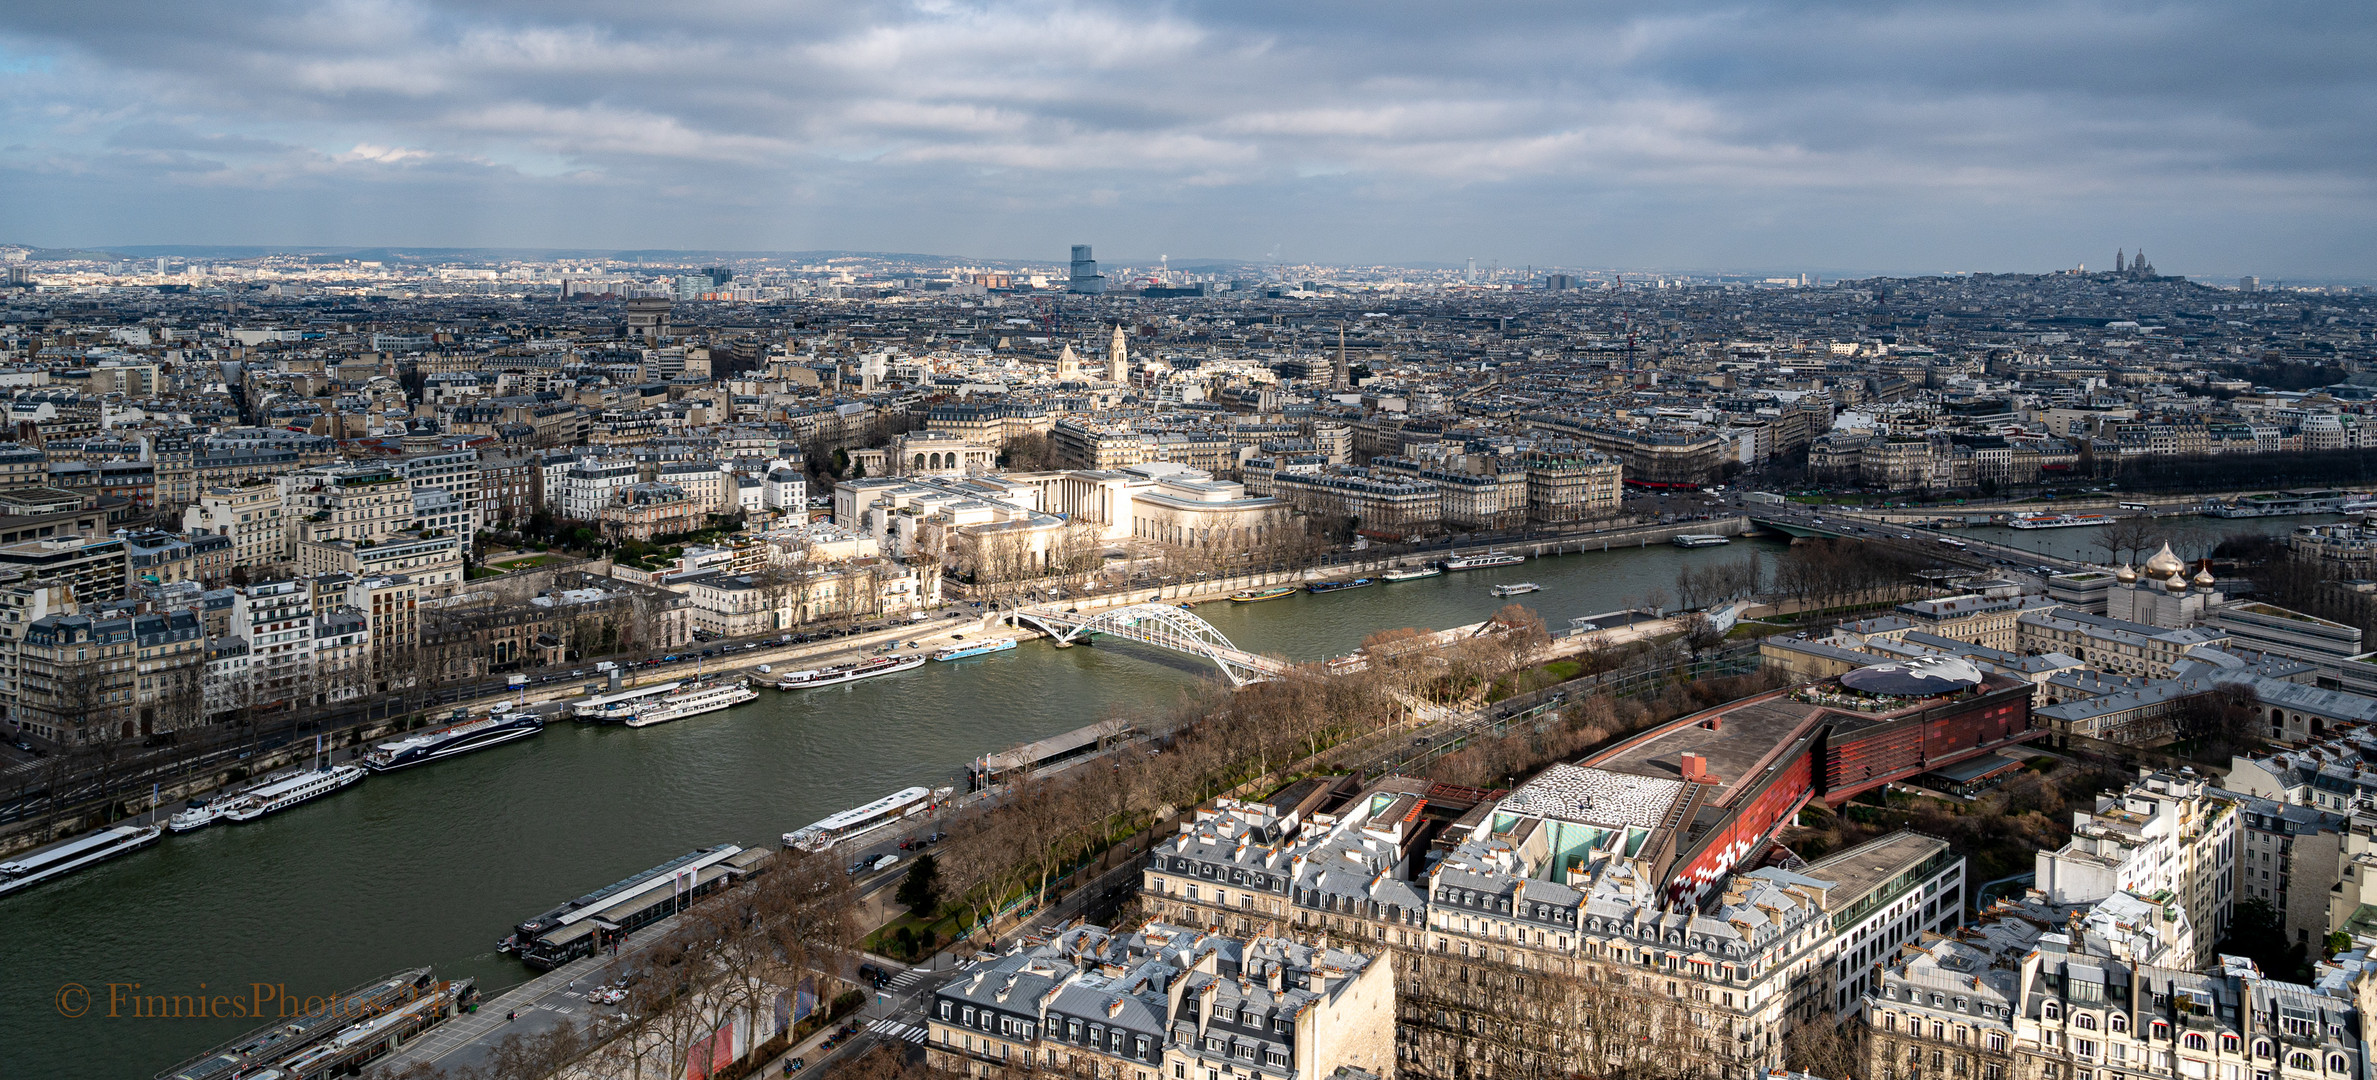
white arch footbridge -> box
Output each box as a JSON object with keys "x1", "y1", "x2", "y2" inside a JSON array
[{"x1": 1010, "y1": 603, "x2": 1292, "y2": 687}]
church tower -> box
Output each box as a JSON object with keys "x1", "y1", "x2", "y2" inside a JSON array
[
  {"x1": 1056, "y1": 343, "x2": 1080, "y2": 382},
  {"x1": 1334, "y1": 326, "x2": 1350, "y2": 390},
  {"x1": 1107, "y1": 325, "x2": 1128, "y2": 384},
  {"x1": 2116, "y1": 249, "x2": 2126, "y2": 273}
]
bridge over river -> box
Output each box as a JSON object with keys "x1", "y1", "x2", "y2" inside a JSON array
[
  {"x1": 1011, "y1": 603, "x2": 1294, "y2": 687},
  {"x1": 1744, "y1": 504, "x2": 2095, "y2": 578}
]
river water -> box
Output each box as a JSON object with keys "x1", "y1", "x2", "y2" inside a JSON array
[{"x1": 0, "y1": 536, "x2": 1788, "y2": 1078}]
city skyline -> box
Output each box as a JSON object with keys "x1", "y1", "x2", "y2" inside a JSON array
[{"x1": 2, "y1": 1, "x2": 2373, "y2": 279}]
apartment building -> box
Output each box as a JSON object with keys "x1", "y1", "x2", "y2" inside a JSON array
[
  {"x1": 396, "y1": 448, "x2": 482, "y2": 529},
  {"x1": 1267, "y1": 470, "x2": 1441, "y2": 537},
  {"x1": 1522, "y1": 452, "x2": 1623, "y2": 524},
  {"x1": 1866, "y1": 903, "x2": 2368, "y2": 1080},
  {"x1": 0, "y1": 443, "x2": 48, "y2": 491},
  {"x1": 295, "y1": 532, "x2": 464, "y2": 595},
  {"x1": 282, "y1": 462, "x2": 417, "y2": 547},
  {"x1": 0, "y1": 533, "x2": 129, "y2": 605},
  {"x1": 182, "y1": 480, "x2": 290, "y2": 567},
  {"x1": 553, "y1": 455, "x2": 641, "y2": 520},
  {"x1": 232, "y1": 579, "x2": 314, "y2": 711},
  {"x1": 348, "y1": 574, "x2": 419, "y2": 693},
  {"x1": 923, "y1": 921, "x2": 1394, "y2": 1080},
  {"x1": 10, "y1": 609, "x2": 203, "y2": 743},
  {"x1": 2227, "y1": 795, "x2": 2346, "y2": 950},
  {"x1": 2035, "y1": 770, "x2": 2238, "y2": 964},
  {"x1": 476, "y1": 447, "x2": 540, "y2": 530},
  {"x1": 1140, "y1": 773, "x2": 1962, "y2": 1080}
]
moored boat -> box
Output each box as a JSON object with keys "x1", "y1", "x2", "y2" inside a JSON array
[
  {"x1": 2201, "y1": 489, "x2": 2353, "y2": 518},
  {"x1": 167, "y1": 800, "x2": 221, "y2": 834},
  {"x1": 776, "y1": 654, "x2": 924, "y2": 689},
  {"x1": 1304, "y1": 578, "x2": 1374, "y2": 594},
  {"x1": 1671, "y1": 534, "x2": 1732, "y2": 548},
  {"x1": 623, "y1": 678, "x2": 758, "y2": 728},
  {"x1": 1229, "y1": 586, "x2": 1296, "y2": 603},
  {"x1": 1442, "y1": 551, "x2": 1525, "y2": 571},
  {"x1": 216, "y1": 765, "x2": 365, "y2": 823},
  {"x1": 363, "y1": 712, "x2": 546, "y2": 771},
  {"x1": 1380, "y1": 566, "x2": 1442, "y2": 581},
  {"x1": 0, "y1": 824, "x2": 162, "y2": 898},
  {"x1": 933, "y1": 638, "x2": 1018, "y2": 662},
  {"x1": 783, "y1": 787, "x2": 935, "y2": 852},
  {"x1": 2007, "y1": 512, "x2": 2114, "y2": 530}
]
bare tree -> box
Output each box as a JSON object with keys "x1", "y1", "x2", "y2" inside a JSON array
[{"x1": 2095, "y1": 517, "x2": 2155, "y2": 567}]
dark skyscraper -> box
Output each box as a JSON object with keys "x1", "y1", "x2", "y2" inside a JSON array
[{"x1": 1068, "y1": 244, "x2": 1105, "y2": 294}]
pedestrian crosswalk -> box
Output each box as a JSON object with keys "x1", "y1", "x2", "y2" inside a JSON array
[
  {"x1": 867, "y1": 1019, "x2": 927, "y2": 1043},
  {"x1": 887, "y1": 967, "x2": 929, "y2": 990}
]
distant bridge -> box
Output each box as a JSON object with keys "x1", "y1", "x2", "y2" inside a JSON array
[
  {"x1": 1743, "y1": 506, "x2": 2092, "y2": 575},
  {"x1": 1011, "y1": 603, "x2": 1293, "y2": 687}
]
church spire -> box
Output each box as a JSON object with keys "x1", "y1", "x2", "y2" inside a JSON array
[{"x1": 2116, "y1": 249, "x2": 2125, "y2": 273}]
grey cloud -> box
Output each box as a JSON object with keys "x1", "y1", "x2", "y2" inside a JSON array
[
  {"x1": 105, "y1": 122, "x2": 291, "y2": 154},
  {"x1": 0, "y1": 0, "x2": 2370, "y2": 275}
]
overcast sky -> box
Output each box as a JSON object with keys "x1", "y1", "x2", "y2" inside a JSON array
[{"x1": 2, "y1": 0, "x2": 2372, "y2": 278}]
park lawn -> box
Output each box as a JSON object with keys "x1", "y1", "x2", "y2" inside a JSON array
[{"x1": 862, "y1": 909, "x2": 962, "y2": 962}]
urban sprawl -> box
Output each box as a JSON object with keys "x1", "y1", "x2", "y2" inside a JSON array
[{"x1": 8, "y1": 242, "x2": 2377, "y2": 1080}]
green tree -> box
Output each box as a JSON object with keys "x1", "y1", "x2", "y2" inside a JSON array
[{"x1": 895, "y1": 852, "x2": 941, "y2": 917}]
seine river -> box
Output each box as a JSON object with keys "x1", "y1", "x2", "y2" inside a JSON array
[{"x1": 0, "y1": 514, "x2": 2317, "y2": 1076}]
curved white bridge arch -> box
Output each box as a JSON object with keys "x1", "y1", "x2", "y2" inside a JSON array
[{"x1": 1011, "y1": 603, "x2": 1292, "y2": 687}]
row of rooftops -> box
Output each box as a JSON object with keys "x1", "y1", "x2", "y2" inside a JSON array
[
  {"x1": 1155, "y1": 755, "x2": 1963, "y2": 971},
  {"x1": 1881, "y1": 891, "x2": 2365, "y2": 1053},
  {"x1": 935, "y1": 920, "x2": 1376, "y2": 1077}
]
